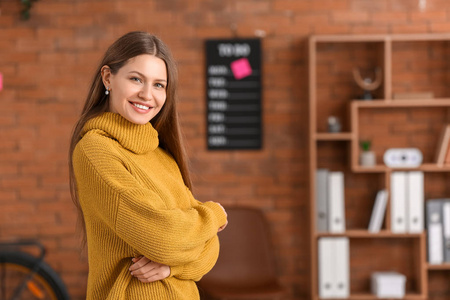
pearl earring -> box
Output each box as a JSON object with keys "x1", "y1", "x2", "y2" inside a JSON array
[{"x1": 105, "y1": 87, "x2": 110, "y2": 95}]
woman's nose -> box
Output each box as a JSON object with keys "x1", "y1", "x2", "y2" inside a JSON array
[{"x1": 138, "y1": 84, "x2": 152, "y2": 101}]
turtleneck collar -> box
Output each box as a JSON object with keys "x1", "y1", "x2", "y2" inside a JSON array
[{"x1": 81, "y1": 112, "x2": 159, "y2": 154}]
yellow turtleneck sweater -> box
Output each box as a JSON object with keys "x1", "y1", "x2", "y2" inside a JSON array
[{"x1": 72, "y1": 112, "x2": 227, "y2": 300}]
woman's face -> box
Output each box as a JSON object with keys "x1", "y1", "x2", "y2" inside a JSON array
[{"x1": 102, "y1": 54, "x2": 167, "y2": 125}]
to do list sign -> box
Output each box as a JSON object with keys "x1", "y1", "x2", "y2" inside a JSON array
[{"x1": 206, "y1": 39, "x2": 262, "y2": 150}]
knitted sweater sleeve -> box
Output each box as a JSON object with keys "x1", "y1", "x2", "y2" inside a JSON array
[
  {"x1": 73, "y1": 136, "x2": 227, "y2": 267},
  {"x1": 169, "y1": 235, "x2": 220, "y2": 281},
  {"x1": 168, "y1": 191, "x2": 222, "y2": 281}
]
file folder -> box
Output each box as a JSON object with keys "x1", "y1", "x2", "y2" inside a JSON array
[
  {"x1": 391, "y1": 172, "x2": 407, "y2": 233},
  {"x1": 328, "y1": 172, "x2": 345, "y2": 233},
  {"x1": 318, "y1": 238, "x2": 334, "y2": 298},
  {"x1": 407, "y1": 171, "x2": 424, "y2": 233},
  {"x1": 442, "y1": 201, "x2": 450, "y2": 262},
  {"x1": 318, "y1": 237, "x2": 349, "y2": 299},
  {"x1": 316, "y1": 169, "x2": 329, "y2": 232},
  {"x1": 426, "y1": 200, "x2": 444, "y2": 264}
]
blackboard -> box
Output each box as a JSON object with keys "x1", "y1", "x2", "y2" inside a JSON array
[{"x1": 205, "y1": 38, "x2": 262, "y2": 150}]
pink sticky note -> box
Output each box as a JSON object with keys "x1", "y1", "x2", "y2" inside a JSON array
[
  {"x1": 0, "y1": 73, "x2": 3, "y2": 91},
  {"x1": 230, "y1": 58, "x2": 252, "y2": 80}
]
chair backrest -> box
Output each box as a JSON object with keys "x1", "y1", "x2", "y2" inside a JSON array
[{"x1": 202, "y1": 206, "x2": 278, "y2": 286}]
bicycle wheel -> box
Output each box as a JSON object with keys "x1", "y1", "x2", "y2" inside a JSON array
[{"x1": 0, "y1": 251, "x2": 70, "y2": 300}]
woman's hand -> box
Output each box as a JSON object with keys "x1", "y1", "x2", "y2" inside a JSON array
[
  {"x1": 216, "y1": 202, "x2": 228, "y2": 232},
  {"x1": 129, "y1": 256, "x2": 171, "y2": 283}
]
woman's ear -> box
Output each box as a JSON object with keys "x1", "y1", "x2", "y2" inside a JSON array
[{"x1": 101, "y1": 65, "x2": 111, "y2": 88}]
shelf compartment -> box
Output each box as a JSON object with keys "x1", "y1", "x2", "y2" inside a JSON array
[
  {"x1": 392, "y1": 40, "x2": 450, "y2": 100},
  {"x1": 428, "y1": 270, "x2": 450, "y2": 299},
  {"x1": 315, "y1": 141, "x2": 386, "y2": 231},
  {"x1": 314, "y1": 41, "x2": 385, "y2": 133},
  {"x1": 349, "y1": 238, "x2": 424, "y2": 297},
  {"x1": 424, "y1": 173, "x2": 450, "y2": 200},
  {"x1": 354, "y1": 105, "x2": 450, "y2": 167}
]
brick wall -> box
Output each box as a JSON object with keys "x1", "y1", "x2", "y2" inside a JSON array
[{"x1": 1, "y1": 0, "x2": 450, "y2": 299}]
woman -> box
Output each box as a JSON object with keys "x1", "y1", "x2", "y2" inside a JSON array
[{"x1": 68, "y1": 31, "x2": 228, "y2": 299}]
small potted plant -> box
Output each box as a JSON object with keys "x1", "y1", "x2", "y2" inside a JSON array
[{"x1": 360, "y1": 140, "x2": 376, "y2": 167}]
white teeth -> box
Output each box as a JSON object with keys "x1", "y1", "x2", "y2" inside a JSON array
[{"x1": 133, "y1": 103, "x2": 150, "y2": 110}]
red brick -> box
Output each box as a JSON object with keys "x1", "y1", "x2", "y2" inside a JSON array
[
  {"x1": 332, "y1": 10, "x2": 370, "y2": 23},
  {"x1": 195, "y1": 27, "x2": 233, "y2": 38},
  {"x1": 33, "y1": 2, "x2": 76, "y2": 15},
  {"x1": 0, "y1": 190, "x2": 18, "y2": 202},
  {"x1": 0, "y1": 28, "x2": 35, "y2": 39},
  {"x1": 371, "y1": 12, "x2": 408, "y2": 23},
  {"x1": 1, "y1": 176, "x2": 38, "y2": 189},
  {"x1": 430, "y1": 22, "x2": 450, "y2": 33},
  {"x1": 351, "y1": 0, "x2": 388, "y2": 11},
  {"x1": 236, "y1": 0, "x2": 270, "y2": 13},
  {"x1": 16, "y1": 37, "x2": 56, "y2": 52},
  {"x1": 312, "y1": 23, "x2": 352, "y2": 34},
  {"x1": 273, "y1": 0, "x2": 349, "y2": 12},
  {"x1": 391, "y1": 23, "x2": 429, "y2": 34}
]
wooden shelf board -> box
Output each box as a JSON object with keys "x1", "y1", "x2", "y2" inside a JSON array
[
  {"x1": 427, "y1": 263, "x2": 450, "y2": 270},
  {"x1": 314, "y1": 293, "x2": 426, "y2": 300},
  {"x1": 313, "y1": 34, "x2": 387, "y2": 43},
  {"x1": 312, "y1": 33, "x2": 450, "y2": 43},
  {"x1": 391, "y1": 33, "x2": 450, "y2": 41},
  {"x1": 352, "y1": 99, "x2": 450, "y2": 108},
  {"x1": 416, "y1": 163, "x2": 450, "y2": 172},
  {"x1": 352, "y1": 165, "x2": 387, "y2": 173},
  {"x1": 316, "y1": 230, "x2": 424, "y2": 239},
  {"x1": 353, "y1": 163, "x2": 450, "y2": 173},
  {"x1": 349, "y1": 293, "x2": 425, "y2": 300},
  {"x1": 315, "y1": 132, "x2": 354, "y2": 141}
]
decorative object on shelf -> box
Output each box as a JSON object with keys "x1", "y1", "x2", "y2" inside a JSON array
[
  {"x1": 352, "y1": 67, "x2": 382, "y2": 100},
  {"x1": 20, "y1": 0, "x2": 39, "y2": 20},
  {"x1": 327, "y1": 116, "x2": 341, "y2": 133},
  {"x1": 371, "y1": 272, "x2": 406, "y2": 298},
  {"x1": 359, "y1": 140, "x2": 376, "y2": 167},
  {"x1": 368, "y1": 189, "x2": 388, "y2": 233},
  {"x1": 435, "y1": 124, "x2": 450, "y2": 166},
  {"x1": 383, "y1": 148, "x2": 423, "y2": 168}
]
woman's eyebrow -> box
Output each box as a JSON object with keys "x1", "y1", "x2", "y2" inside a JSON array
[{"x1": 128, "y1": 71, "x2": 167, "y2": 82}]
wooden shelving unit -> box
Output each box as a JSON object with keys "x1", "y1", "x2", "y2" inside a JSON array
[{"x1": 309, "y1": 34, "x2": 450, "y2": 300}]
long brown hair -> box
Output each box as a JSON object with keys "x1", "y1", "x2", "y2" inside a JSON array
[{"x1": 68, "y1": 31, "x2": 192, "y2": 246}]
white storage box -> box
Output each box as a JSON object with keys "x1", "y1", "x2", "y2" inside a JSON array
[{"x1": 371, "y1": 272, "x2": 406, "y2": 299}]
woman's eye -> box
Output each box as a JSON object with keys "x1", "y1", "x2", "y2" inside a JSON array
[
  {"x1": 156, "y1": 83, "x2": 165, "y2": 89},
  {"x1": 131, "y1": 77, "x2": 142, "y2": 83}
]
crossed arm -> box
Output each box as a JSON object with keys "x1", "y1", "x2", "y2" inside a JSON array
[{"x1": 73, "y1": 138, "x2": 228, "y2": 283}]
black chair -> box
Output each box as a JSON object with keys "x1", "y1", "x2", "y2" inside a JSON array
[{"x1": 198, "y1": 207, "x2": 286, "y2": 300}]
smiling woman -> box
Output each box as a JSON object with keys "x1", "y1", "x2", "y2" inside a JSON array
[{"x1": 67, "y1": 31, "x2": 228, "y2": 300}]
